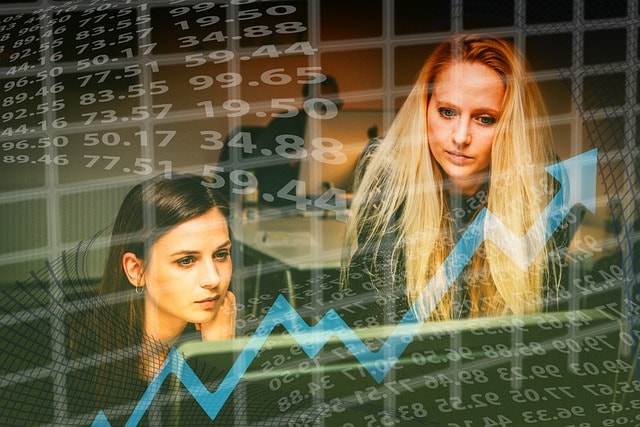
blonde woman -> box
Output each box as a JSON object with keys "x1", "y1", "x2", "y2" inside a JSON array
[{"x1": 343, "y1": 34, "x2": 568, "y2": 324}]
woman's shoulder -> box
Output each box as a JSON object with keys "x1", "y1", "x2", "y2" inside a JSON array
[
  {"x1": 359, "y1": 137, "x2": 383, "y2": 162},
  {"x1": 353, "y1": 137, "x2": 386, "y2": 193}
]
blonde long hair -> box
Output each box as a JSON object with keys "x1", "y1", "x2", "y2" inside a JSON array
[{"x1": 343, "y1": 34, "x2": 557, "y2": 320}]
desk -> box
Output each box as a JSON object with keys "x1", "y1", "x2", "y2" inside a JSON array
[
  {"x1": 240, "y1": 215, "x2": 345, "y2": 269},
  {"x1": 237, "y1": 215, "x2": 346, "y2": 312}
]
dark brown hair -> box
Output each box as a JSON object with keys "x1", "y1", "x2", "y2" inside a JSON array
[{"x1": 99, "y1": 173, "x2": 230, "y2": 345}]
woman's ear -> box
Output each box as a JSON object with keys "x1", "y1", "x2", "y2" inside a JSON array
[{"x1": 122, "y1": 252, "x2": 145, "y2": 288}]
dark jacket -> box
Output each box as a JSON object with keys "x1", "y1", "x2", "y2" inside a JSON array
[{"x1": 340, "y1": 140, "x2": 580, "y2": 327}]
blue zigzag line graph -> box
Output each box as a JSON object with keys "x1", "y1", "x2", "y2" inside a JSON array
[{"x1": 92, "y1": 149, "x2": 598, "y2": 426}]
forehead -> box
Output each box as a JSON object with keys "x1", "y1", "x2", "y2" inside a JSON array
[
  {"x1": 431, "y1": 62, "x2": 505, "y2": 105},
  {"x1": 153, "y1": 208, "x2": 229, "y2": 249}
]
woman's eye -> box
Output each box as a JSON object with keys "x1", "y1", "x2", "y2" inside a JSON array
[
  {"x1": 214, "y1": 250, "x2": 231, "y2": 261},
  {"x1": 439, "y1": 108, "x2": 456, "y2": 118},
  {"x1": 477, "y1": 115, "x2": 496, "y2": 125},
  {"x1": 177, "y1": 257, "x2": 195, "y2": 266}
]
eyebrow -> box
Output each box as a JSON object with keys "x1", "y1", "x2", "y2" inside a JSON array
[
  {"x1": 169, "y1": 240, "x2": 232, "y2": 257},
  {"x1": 434, "y1": 100, "x2": 501, "y2": 116}
]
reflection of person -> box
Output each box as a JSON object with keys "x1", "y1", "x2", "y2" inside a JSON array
[
  {"x1": 254, "y1": 76, "x2": 343, "y2": 206},
  {"x1": 342, "y1": 34, "x2": 564, "y2": 324},
  {"x1": 67, "y1": 174, "x2": 236, "y2": 420}
]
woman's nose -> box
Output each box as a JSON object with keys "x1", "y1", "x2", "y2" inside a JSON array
[
  {"x1": 452, "y1": 119, "x2": 470, "y2": 145},
  {"x1": 199, "y1": 260, "x2": 220, "y2": 288}
]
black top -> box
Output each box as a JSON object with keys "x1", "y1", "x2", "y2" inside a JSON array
[
  {"x1": 339, "y1": 140, "x2": 580, "y2": 328},
  {"x1": 341, "y1": 187, "x2": 490, "y2": 326}
]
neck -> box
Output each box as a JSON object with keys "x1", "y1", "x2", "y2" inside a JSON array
[
  {"x1": 446, "y1": 180, "x2": 485, "y2": 197},
  {"x1": 143, "y1": 303, "x2": 187, "y2": 345},
  {"x1": 440, "y1": 168, "x2": 489, "y2": 197}
]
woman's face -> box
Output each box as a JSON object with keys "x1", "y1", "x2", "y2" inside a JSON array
[
  {"x1": 130, "y1": 207, "x2": 232, "y2": 342},
  {"x1": 427, "y1": 61, "x2": 505, "y2": 195}
]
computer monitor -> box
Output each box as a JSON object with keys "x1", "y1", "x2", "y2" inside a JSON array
[{"x1": 168, "y1": 308, "x2": 638, "y2": 425}]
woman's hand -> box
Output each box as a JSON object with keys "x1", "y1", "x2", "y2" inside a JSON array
[{"x1": 195, "y1": 291, "x2": 236, "y2": 341}]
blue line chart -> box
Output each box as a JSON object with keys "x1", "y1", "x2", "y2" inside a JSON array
[{"x1": 92, "y1": 149, "x2": 598, "y2": 426}]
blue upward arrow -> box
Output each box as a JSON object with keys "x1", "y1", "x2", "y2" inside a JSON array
[{"x1": 92, "y1": 149, "x2": 598, "y2": 426}]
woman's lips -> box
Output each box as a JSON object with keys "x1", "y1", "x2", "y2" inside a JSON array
[
  {"x1": 195, "y1": 295, "x2": 220, "y2": 309},
  {"x1": 446, "y1": 151, "x2": 472, "y2": 164}
]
